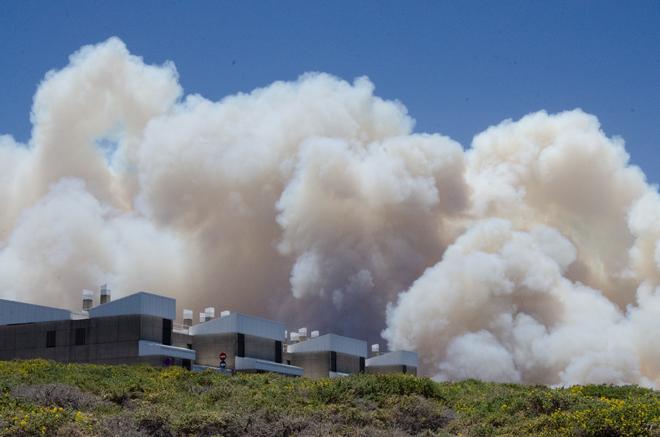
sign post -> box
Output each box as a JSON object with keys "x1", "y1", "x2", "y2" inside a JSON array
[{"x1": 219, "y1": 352, "x2": 227, "y2": 370}]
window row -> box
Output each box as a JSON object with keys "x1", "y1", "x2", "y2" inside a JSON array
[{"x1": 45, "y1": 328, "x2": 86, "y2": 348}]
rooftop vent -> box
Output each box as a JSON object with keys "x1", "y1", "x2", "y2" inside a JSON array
[
  {"x1": 99, "y1": 284, "x2": 111, "y2": 305},
  {"x1": 82, "y1": 289, "x2": 94, "y2": 311},
  {"x1": 182, "y1": 309, "x2": 193, "y2": 327}
]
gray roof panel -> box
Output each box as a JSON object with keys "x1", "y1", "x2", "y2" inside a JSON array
[
  {"x1": 365, "y1": 350, "x2": 419, "y2": 368},
  {"x1": 0, "y1": 299, "x2": 72, "y2": 326},
  {"x1": 88, "y1": 292, "x2": 176, "y2": 320},
  {"x1": 287, "y1": 333, "x2": 367, "y2": 357},
  {"x1": 189, "y1": 312, "x2": 285, "y2": 341}
]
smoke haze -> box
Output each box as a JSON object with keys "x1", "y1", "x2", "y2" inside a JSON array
[{"x1": 0, "y1": 38, "x2": 658, "y2": 388}]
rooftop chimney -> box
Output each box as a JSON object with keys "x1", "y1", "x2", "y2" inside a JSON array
[
  {"x1": 182, "y1": 309, "x2": 193, "y2": 327},
  {"x1": 99, "y1": 284, "x2": 111, "y2": 305},
  {"x1": 82, "y1": 289, "x2": 94, "y2": 311}
]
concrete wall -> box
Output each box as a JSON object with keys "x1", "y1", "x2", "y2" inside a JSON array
[
  {"x1": 244, "y1": 334, "x2": 278, "y2": 362},
  {"x1": 286, "y1": 351, "x2": 331, "y2": 378},
  {"x1": 336, "y1": 352, "x2": 362, "y2": 374},
  {"x1": 93, "y1": 356, "x2": 186, "y2": 366},
  {"x1": 193, "y1": 333, "x2": 279, "y2": 370},
  {"x1": 172, "y1": 332, "x2": 193, "y2": 349},
  {"x1": 285, "y1": 350, "x2": 364, "y2": 378},
  {"x1": 0, "y1": 315, "x2": 169, "y2": 365},
  {"x1": 193, "y1": 333, "x2": 237, "y2": 368}
]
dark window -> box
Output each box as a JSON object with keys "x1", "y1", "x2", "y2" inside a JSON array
[
  {"x1": 275, "y1": 340, "x2": 282, "y2": 363},
  {"x1": 402, "y1": 365, "x2": 407, "y2": 374},
  {"x1": 287, "y1": 360, "x2": 291, "y2": 365},
  {"x1": 330, "y1": 351, "x2": 337, "y2": 372},
  {"x1": 186, "y1": 343, "x2": 193, "y2": 350},
  {"x1": 236, "y1": 333, "x2": 245, "y2": 357},
  {"x1": 75, "y1": 328, "x2": 86, "y2": 345},
  {"x1": 359, "y1": 357, "x2": 365, "y2": 373},
  {"x1": 162, "y1": 319, "x2": 172, "y2": 345},
  {"x1": 46, "y1": 330, "x2": 56, "y2": 348}
]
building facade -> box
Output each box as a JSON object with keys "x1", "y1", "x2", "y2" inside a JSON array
[
  {"x1": 365, "y1": 350, "x2": 418, "y2": 376},
  {"x1": 0, "y1": 293, "x2": 195, "y2": 367},
  {"x1": 285, "y1": 333, "x2": 367, "y2": 378},
  {"x1": 179, "y1": 312, "x2": 302, "y2": 376},
  {"x1": 0, "y1": 290, "x2": 416, "y2": 378}
]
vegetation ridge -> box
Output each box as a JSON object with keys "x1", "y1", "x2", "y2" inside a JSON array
[{"x1": 0, "y1": 360, "x2": 657, "y2": 436}]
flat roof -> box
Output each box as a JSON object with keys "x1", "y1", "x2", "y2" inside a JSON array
[
  {"x1": 287, "y1": 333, "x2": 367, "y2": 357},
  {"x1": 235, "y1": 356, "x2": 303, "y2": 376},
  {"x1": 0, "y1": 299, "x2": 72, "y2": 326},
  {"x1": 188, "y1": 312, "x2": 285, "y2": 341},
  {"x1": 88, "y1": 291, "x2": 176, "y2": 320},
  {"x1": 138, "y1": 340, "x2": 196, "y2": 361},
  {"x1": 366, "y1": 350, "x2": 418, "y2": 368}
]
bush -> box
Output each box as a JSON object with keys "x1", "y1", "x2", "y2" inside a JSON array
[
  {"x1": 10, "y1": 383, "x2": 111, "y2": 411},
  {"x1": 133, "y1": 407, "x2": 173, "y2": 436},
  {"x1": 389, "y1": 395, "x2": 455, "y2": 433},
  {"x1": 541, "y1": 396, "x2": 660, "y2": 437},
  {"x1": 305, "y1": 373, "x2": 443, "y2": 405},
  {"x1": 0, "y1": 405, "x2": 70, "y2": 436},
  {"x1": 0, "y1": 360, "x2": 657, "y2": 436},
  {"x1": 523, "y1": 388, "x2": 577, "y2": 415},
  {"x1": 96, "y1": 414, "x2": 146, "y2": 437}
]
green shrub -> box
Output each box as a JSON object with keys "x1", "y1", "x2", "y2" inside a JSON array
[
  {"x1": 0, "y1": 360, "x2": 657, "y2": 436},
  {"x1": 540, "y1": 396, "x2": 660, "y2": 437},
  {"x1": 10, "y1": 383, "x2": 111, "y2": 411}
]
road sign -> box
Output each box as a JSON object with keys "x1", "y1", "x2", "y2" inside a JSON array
[
  {"x1": 219, "y1": 361, "x2": 226, "y2": 369},
  {"x1": 219, "y1": 352, "x2": 227, "y2": 360}
]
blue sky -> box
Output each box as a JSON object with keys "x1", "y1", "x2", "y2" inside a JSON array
[{"x1": 1, "y1": 1, "x2": 659, "y2": 184}]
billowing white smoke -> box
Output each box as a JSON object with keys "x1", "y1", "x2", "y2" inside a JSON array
[
  {"x1": 384, "y1": 112, "x2": 660, "y2": 388},
  {"x1": 0, "y1": 38, "x2": 658, "y2": 387}
]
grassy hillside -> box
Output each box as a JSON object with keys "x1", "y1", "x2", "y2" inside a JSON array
[{"x1": 0, "y1": 360, "x2": 657, "y2": 436}]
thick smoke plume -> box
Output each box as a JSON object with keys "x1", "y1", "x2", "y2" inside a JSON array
[{"x1": 0, "y1": 38, "x2": 658, "y2": 388}]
